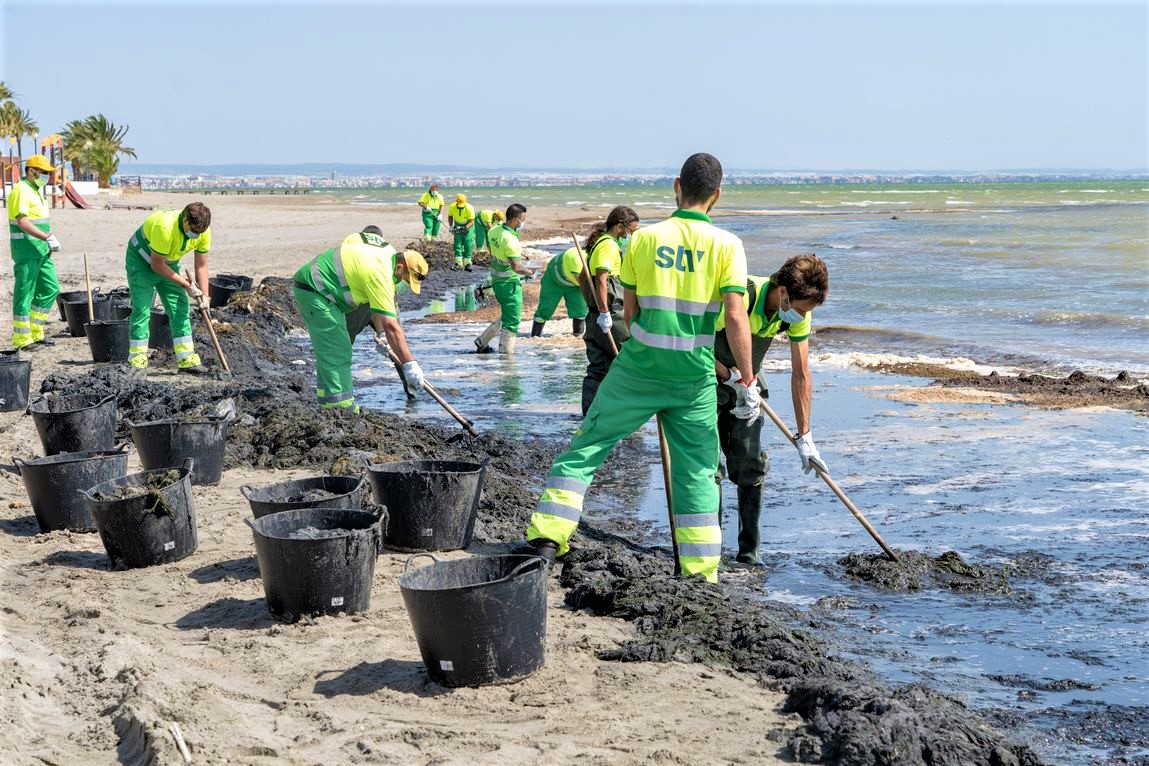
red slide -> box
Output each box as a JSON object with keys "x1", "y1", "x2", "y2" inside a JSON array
[{"x1": 64, "y1": 182, "x2": 93, "y2": 209}]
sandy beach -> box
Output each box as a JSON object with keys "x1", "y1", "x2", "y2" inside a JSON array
[{"x1": 0, "y1": 193, "x2": 800, "y2": 765}]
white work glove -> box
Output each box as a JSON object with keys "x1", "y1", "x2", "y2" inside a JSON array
[
  {"x1": 401, "y1": 360, "x2": 425, "y2": 390},
  {"x1": 796, "y1": 431, "x2": 828, "y2": 475},
  {"x1": 45, "y1": 234, "x2": 61, "y2": 252},
  {"x1": 374, "y1": 333, "x2": 391, "y2": 356},
  {"x1": 724, "y1": 368, "x2": 762, "y2": 425},
  {"x1": 184, "y1": 282, "x2": 204, "y2": 301},
  {"x1": 596, "y1": 312, "x2": 613, "y2": 333},
  {"x1": 196, "y1": 294, "x2": 210, "y2": 311}
]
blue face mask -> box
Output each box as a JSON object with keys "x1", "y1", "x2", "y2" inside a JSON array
[
  {"x1": 516, "y1": 223, "x2": 525, "y2": 233},
  {"x1": 778, "y1": 294, "x2": 804, "y2": 324},
  {"x1": 185, "y1": 228, "x2": 199, "y2": 240},
  {"x1": 618, "y1": 235, "x2": 631, "y2": 252}
]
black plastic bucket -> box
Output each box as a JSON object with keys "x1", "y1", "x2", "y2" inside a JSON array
[
  {"x1": 399, "y1": 554, "x2": 548, "y2": 687},
  {"x1": 246, "y1": 507, "x2": 386, "y2": 622},
  {"x1": 85, "y1": 320, "x2": 131, "y2": 363},
  {"x1": 80, "y1": 460, "x2": 198, "y2": 569},
  {"x1": 240, "y1": 475, "x2": 369, "y2": 519},
  {"x1": 0, "y1": 350, "x2": 31, "y2": 413},
  {"x1": 113, "y1": 304, "x2": 133, "y2": 321},
  {"x1": 28, "y1": 394, "x2": 117, "y2": 455},
  {"x1": 209, "y1": 274, "x2": 252, "y2": 308},
  {"x1": 63, "y1": 294, "x2": 112, "y2": 337},
  {"x1": 126, "y1": 416, "x2": 231, "y2": 486},
  {"x1": 366, "y1": 459, "x2": 488, "y2": 552},
  {"x1": 57, "y1": 288, "x2": 97, "y2": 321},
  {"x1": 149, "y1": 308, "x2": 172, "y2": 350},
  {"x1": 13, "y1": 447, "x2": 130, "y2": 532}
]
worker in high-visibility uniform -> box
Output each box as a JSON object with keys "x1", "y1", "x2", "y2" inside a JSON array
[
  {"x1": 580, "y1": 206, "x2": 640, "y2": 415},
  {"x1": 518, "y1": 153, "x2": 760, "y2": 583},
  {"x1": 713, "y1": 254, "x2": 829, "y2": 566},
  {"x1": 448, "y1": 194, "x2": 476, "y2": 271},
  {"x1": 293, "y1": 227, "x2": 430, "y2": 413},
  {"x1": 7, "y1": 154, "x2": 61, "y2": 349},
  {"x1": 417, "y1": 185, "x2": 445, "y2": 241},
  {"x1": 530, "y1": 246, "x2": 588, "y2": 338},
  {"x1": 125, "y1": 203, "x2": 213, "y2": 374},
  {"x1": 475, "y1": 209, "x2": 503, "y2": 254},
  {"x1": 473, "y1": 204, "x2": 534, "y2": 355}
]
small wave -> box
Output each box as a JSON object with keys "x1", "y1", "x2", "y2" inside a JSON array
[
  {"x1": 840, "y1": 200, "x2": 913, "y2": 207},
  {"x1": 945, "y1": 200, "x2": 973, "y2": 205},
  {"x1": 810, "y1": 350, "x2": 1009, "y2": 375},
  {"x1": 522, "y1": 236, "x2": 573, "y2": 248},
  {"x1": 828, "y1": 244, "x2": 855, "y2": 250},
  {"x1": 850, "y1": 189, "x2": 943, "y2": 194},
  {"x1": 1028, "y1": 310, "x2": 1149, "y2": 332},
  {"x1": 1057, "y1": 189, "x2": 1114, "y2": 194}
]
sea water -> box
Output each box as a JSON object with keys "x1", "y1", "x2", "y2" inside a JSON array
[{"x1": 350, "y1": 182, "x2": 1148, "y2": 764}]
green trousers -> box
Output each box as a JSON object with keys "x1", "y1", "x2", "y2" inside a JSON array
[
  {"x1": 11, "y1": 254, "x2": 59, "y2": 348},
  {"x1": 534, "y1": 271, "x2": 588, "y2": 323},
  {"x1": 125, "y1": 251, "x2": 200, "y2": 369},
  {"x1": 453, "y1": 228, "x2": 475, "y2": 266},
  {"x1": 526, "y1": 362, "x2": 723, "y2": 582},
  {"x1": 492, "y1": 278, "x2": 522, "y2": 332},
  {"x1": 294, "y1": 285, "x2": 357, "y2": 411},
  {"x1": 422, "y1": 209, "x2": 441, "y2": 239},
  {"x1": 475, "y1": 220, "x2": 490, "y2": 252}
]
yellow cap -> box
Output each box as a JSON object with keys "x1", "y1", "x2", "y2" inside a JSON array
[
  {"x1": 455, "y1": 194, "x2": 467, "y2": 205},
  {"x1": 493, "y1": 210, "x2": 504, "y2": 221},
  {"x1": 402, "y1": 250, "x2": 429, "y2": 294},
  {"x1": 25, "y1": 154, "x2": 55, "y2": 172}
]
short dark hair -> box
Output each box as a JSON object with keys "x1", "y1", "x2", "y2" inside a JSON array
[
  {"x1": 773, "y1": 254, "x2": 829, "y2": 305},
  {"x1": 678, "y1": 153, "x2": 723, "y2": 205},
  {"x1": 505, "y1": 203, "x2": 527, "y2": 223},
  {"x1": 362, "y1": 225, "x2": 383, "y2": 236},
  {"x1": 184, "y1": 202, "x2": 211, "y2": 231}
]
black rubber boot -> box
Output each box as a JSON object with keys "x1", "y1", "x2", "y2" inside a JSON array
[
  {"x1": 530, "y1": 320, "x2": 545, "y2": 338},
  {"x1": 510, "y1": 538, "x2": 559, "y2": 566},
  {"x1": 735, "y1": 485, "x2": 764, "y2": 565},
  {"x1": 571, "y1": 317, "x2": 585, "y2": 337}
]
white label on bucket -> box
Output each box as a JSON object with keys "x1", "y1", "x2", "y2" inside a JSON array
[
  {"x1": 331, "y1": 596, "x2": 344, "y2": 607},
  {"x1": 439, "y1": 660, "x2": 454, "y2": 672},
  {"x1": 163, "y1": 541, "x2": 175, "y2": 551},
  {"x1": 421, "y1": 528, "x2": 434, "y2": 537}
]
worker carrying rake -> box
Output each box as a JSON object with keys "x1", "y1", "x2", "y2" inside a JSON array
[
  {"x1": 712, "y1": 254, "x2": 829, "y2": 567},
  {"x1": 292, "y1": 226, "x2": 429, "y2": 413}
]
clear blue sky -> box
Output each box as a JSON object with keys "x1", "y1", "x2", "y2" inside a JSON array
[{"x1": 2, "y1": 1, "x2": 1146, "y2": 170}]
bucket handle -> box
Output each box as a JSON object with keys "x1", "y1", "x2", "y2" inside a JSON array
[
  {"x1": 96, "y1": 394, "x2": 116, "y2": 408},
  {"x1": 496, "y1": 556, "x2": 548, "y2": 584},
  {"x1": 402, "y1": 552, "x2": 444, "y2": 573},
  {"x1": 352, "y1": 473, "x2": 369, "y2": 494},
  {"x1": 243, "y1": 517, "x2": 258, "y2": 531},
  {"x1": 11, "y1": 456, "x2": 23, "y2": 476},
  {"x1": 239, "y1": 483, "x2": 255, "y2": 499}
]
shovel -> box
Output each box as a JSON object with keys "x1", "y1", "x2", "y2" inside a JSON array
[{"x1": 377, "y1": 339, "x2": 479, "y2": 438}]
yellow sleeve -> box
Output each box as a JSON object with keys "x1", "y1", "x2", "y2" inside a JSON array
[
  {"x1": 193, "y1": 228, "x2": 211, "y2": 254},
  {"x1": 144, "y1": 215, "x2": 175, "y2": 257},
  {"x1": 619, "y1": 237, "x2": 638, "y2": 289},
  {"x1": 7, "y1": 183, "x2": 28, "y2": 219},
  {"x1": 787, "y1": 311, "x2": 812, "y2": 342},
  {"x1": 589, "y1": 238, "x2": 620, "y2": 274},
  {"x1": 717, "y1": 237, "x2": 747, "y2": 295},
  {"x1": 418, "y1": 192, "x2": 430, "y2": 205}
]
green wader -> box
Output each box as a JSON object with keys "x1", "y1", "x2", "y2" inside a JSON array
[
  {"x1": 475, "y1": 220, "x2": 490, "y2": 252},
  {"x1": 9, "y1": 217, "x2": 57, "y2": 348},
  {"x1": 533, "y1": 260, "x2": 588, "y2": 323},
  {"x1": 422, "y1": 209, "x2": 441, "y2": 239},
  {"x1": 492, "y1": 278, "x2": 523, "y2": 332},
  {"x1": 293, "y1": 284, "x2": 358, "y2": 412},
  {"x1": 713, "y1": 327, "x2": 773, "y2": 564},
  {"x1": 580, "y1": 275, "x2": 629, "y2": 415},
  {"x1": 125, "y1": 250, "x2": 201, "y2": 369},
  {"x1": 526, "y1": 362, "x2": 723, "y2": 582},
  {"x1": 453, "y1": 227, "x2": 475, "y2": 267}
]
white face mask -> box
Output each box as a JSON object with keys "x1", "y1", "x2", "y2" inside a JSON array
[{"x1": 778, "y1": 293, "x2": 804, "y2": 324}]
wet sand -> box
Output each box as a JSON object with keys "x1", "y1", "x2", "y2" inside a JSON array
[{"x1": 0, "y1": 193, "x2": 1048, "y2": 764}]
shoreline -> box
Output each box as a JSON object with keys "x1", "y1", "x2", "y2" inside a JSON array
[{"x1": 0, "y1": 191, "x2": 1133, "y2": 763}]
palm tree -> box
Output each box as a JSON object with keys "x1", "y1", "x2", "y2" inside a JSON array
[
  {"x1": 0, "y1": 103, "x2": 37, "y2": 158},
  {"x1": 60, "y1": 114, "x2": 135, "y2": 188},
  {"x1": 0, "y1": 82, "x2": 12, "y2": 103}
]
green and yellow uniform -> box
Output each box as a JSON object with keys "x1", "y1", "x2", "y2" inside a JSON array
[
  {"x1": 475, "y1": 209, "x2": 500, "y2": 252},
  {"x1": 292, "y1": 231, "x2": 401, "y2": 412},
  {"x1": 526, "y1": 210, "x2": 747, "y2": 582},
  {"x1": 487, "y1": 222, "x2": 525, "y2": 332},
  {"x1": 712, "y1": 275, "x2": 812, "y2": 564},
  {"x1": 580, "y1": 234, "x2": 629, "y2": 414},
  {"x1": 448, "y1": 201, "x2": 476, "y2": 267},
  {"x1": 124, "y1": 209, "x2": 211, "y2": 369},
  {"x1": 418, "y1": 190, "x2": 444, "y2": 239},
  {"x1": 533, "y1": 247, "x2": 588, "y2": 323},
  {"x1": 7, "y1": 177, "x2": 58, "y2": 348}
]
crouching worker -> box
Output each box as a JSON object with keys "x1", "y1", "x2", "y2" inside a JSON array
[
  {"x1": 293, "y1": 226, "x2": 429, "y2": 413},
  {"x1": 125, "y1": 203, "x2": 213, "y2": 374},
  {"x1": 531, "y1": 245, "x2": 588, "y2": 338}
]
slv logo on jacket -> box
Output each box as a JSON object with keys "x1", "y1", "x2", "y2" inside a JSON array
[{"x1": 655, "y1": 245, "x2": 706, "y2": 272}]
